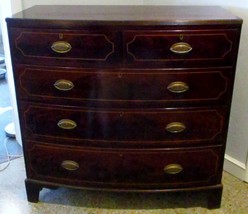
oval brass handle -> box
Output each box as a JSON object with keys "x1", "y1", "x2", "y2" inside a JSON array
[
  {"x1": 164, "y1": 164, "x2": 183, "y2": 174},
  {"x1": 167, "y1": 81, "x2": 189, "y2": 93},
  {"x1": 61, "y1": 160, "x2": 79, "y2": 171},
  {"x1": 57, "y1": 119, "x2": 77, "y2": 130},
  {"x1": 166, "y1": 122, "x2": 186, "y2": 133},
  {"x1": 51, "y1": 41, "x2": 72, "y2": 53},
  {"x1": 54, "y1": 79, "x2": 74, "y2": 91},
  {"x1": 170, "y1": 42, "x2": 192, "y2": 54}
]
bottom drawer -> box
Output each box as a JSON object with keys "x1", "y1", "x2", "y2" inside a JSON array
[{"x1": 27, "y1": 143, "x2": 223, "y2": 189}]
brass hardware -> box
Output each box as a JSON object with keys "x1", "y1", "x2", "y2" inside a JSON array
[
  {"x1": 166, "y1": 122, "x2": 186, "y2": 133},
  {"x1": 51, "y1": 41, "x2": 72, "y2": 53},
  {"x1": 54, "y1": 79, "x2": 74, "y2": 91},
  {"x1": 164, "y1": 164, "x2": 183, "y2": 174},
  {"x1": 167, "y1": 81, "x2": 189, "y2": 93},
  {"x1": 61, "y1": 160, "x2": 79, "y2": 171},
  {"x1": 170, "y1": 42, "x2": 192, "y2": 54},
  {"x1": 57, "y1": 119, "x2": 77, "y2": 130}
]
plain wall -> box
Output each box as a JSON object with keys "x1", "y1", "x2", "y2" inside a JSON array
[{"x1": 1, "y1": 0, "x2": 23, "y2": 144}]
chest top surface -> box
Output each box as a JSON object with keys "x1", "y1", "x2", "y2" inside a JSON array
[{"x1": 6, "y1": 5, "x2": 242, "y2": 26}]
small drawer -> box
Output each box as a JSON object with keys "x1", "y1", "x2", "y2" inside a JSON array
[
  {"x1": 10, "y1": 28, "x2": 119, "y2": 66},
  {"x1": 16, "y1": 66, "x2": 233, "y2": 107},
  {"x1": 21, "y1": 103, "x2": 227, "y2": 147},
  {"x1": 27, "y1": 143, "x2": 223, "y2": 189},
  {"x1": 124, "y1": 29, "x2": 240, "y2": 67}
]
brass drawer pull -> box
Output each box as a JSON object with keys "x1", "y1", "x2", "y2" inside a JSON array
[
  {"x1": 61, "y1": 160, "x2": 79, "y2": 171},
  {"x1": 167, "y1": 81, "x2": 189, "y2": 93},
  {"x1": 170, "y1": 42, "x2": 192, "y2": 54},
  {"x1": 54, "y1": 79, "x2": 74, "y2": 91},
  {"x1": 57, "y1": 119, "x2": 77, "y2": 130},
  {"x1": 51, "y1": 41, "x2": 72, "y2": 53},
  {"x1": 166, "y1": 122, "x2": 186, "y2": 133},
  {"x1": 164, "y1": 164, "x2": 183, "y2": 174}
]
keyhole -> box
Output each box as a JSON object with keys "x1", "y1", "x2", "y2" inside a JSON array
[
  {"x1": 59, "y1": 34, "x2": 64, "y2": 39},
  {"x1": 118, "y1": 73, "x2": 123, "y2": 78}
]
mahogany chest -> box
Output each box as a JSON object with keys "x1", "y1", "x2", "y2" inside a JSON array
[{"x1": 6, "y1": 5, "x2": 242, "y2": 208}]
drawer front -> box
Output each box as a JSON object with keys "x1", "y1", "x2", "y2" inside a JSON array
[
  {"x1": 9, "y1": 28, "x2": 119, "y2": 66},
  {"x1": 124, "y1": 29, "x2": 240, "y2": 67},
  {"x1": 16, "y1": 66, "x2": 233, "y2": 107},
  {"x1": 27, "y1": 144, "x2": 223, "y2": 188},
  {"x1": 21, "y1": 104, "x2": 227, "y2": 146}
]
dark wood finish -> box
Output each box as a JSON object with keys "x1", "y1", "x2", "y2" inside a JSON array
[
  {"x1": 25, "y1": 179, "x2": 42, "y2": 203},
  {"x1": 124, "y1": 29, "x2": 239, "y2": 67},
  {"x1": 9, "y1": 28, "x2": 119, "y2": 66},
  {"x1": 15, "y1": 65, "x2": 234, "y2": 108},
  {"x1": 27, "y1": 143, "x2": 223, "y2": 188},
  {"x1": 6, "y1": 6, "x2": 241, "y2": 26},
  {"x1": 20, "y1": 103, "x2": 227, "y2": 146},
  {"x1": 6, "y1": 5, "x2": 242, "y2": 209},
  {"x1": 207, "y1": 185, "x2": 223, "y2": 209}
]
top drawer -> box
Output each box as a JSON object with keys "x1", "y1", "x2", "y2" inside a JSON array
[
  {"x1": 124, "y1": 29, "x2": 240, "y2": 68},
  {"x1": 9, "y1": 28, "x2": 120, "y2": 67}
]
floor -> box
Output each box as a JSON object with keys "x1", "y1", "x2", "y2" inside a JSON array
[{"x1": 0, "y1": 68, "x2": 22, "y2": 164}]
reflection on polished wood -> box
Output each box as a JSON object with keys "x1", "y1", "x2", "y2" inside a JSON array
[{"x1": 7, "y1": 5, "x2": 242, "y2": 209}]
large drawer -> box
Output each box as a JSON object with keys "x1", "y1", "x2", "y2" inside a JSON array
[
  {"x1": 15, "y1": 66, "x2": 233, "y2": 107},
  {"x1": 27, "y1": 143, "x2": 223, "y2": 189},
  {"x1": 124, "y1": 29, "x2": 240, "y2": 68},
  {"x1": 20, "y1": 103, "x2": 227, "y2": 147},
  {"x1": 9, "y1": 28, "x2": 119, "y2": 66}
]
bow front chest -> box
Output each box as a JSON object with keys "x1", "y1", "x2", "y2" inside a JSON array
[{"x1": 6, "y1": 5, "x2": 242, "y2": 208}]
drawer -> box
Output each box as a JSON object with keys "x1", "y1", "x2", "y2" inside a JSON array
[
  {"x1": 21, "y1": 104, "x2": 227, "y2": 147},
  {"x1": 124, "y1": 29, "x2": 240, "y2": 68},
  {"x1": 27, "y1": 143, "x2": 223, "y2": 189},
  {"x1": 15, "y1": 66, "x2": 233, "y2": 107},
  {"x1": 9, "y1": 28, "x2": 119, "y2": 66}
]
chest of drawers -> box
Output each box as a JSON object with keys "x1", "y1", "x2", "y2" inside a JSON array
[{"x1": 6, "y1": 5, "x2": 242, "y2": 208}]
